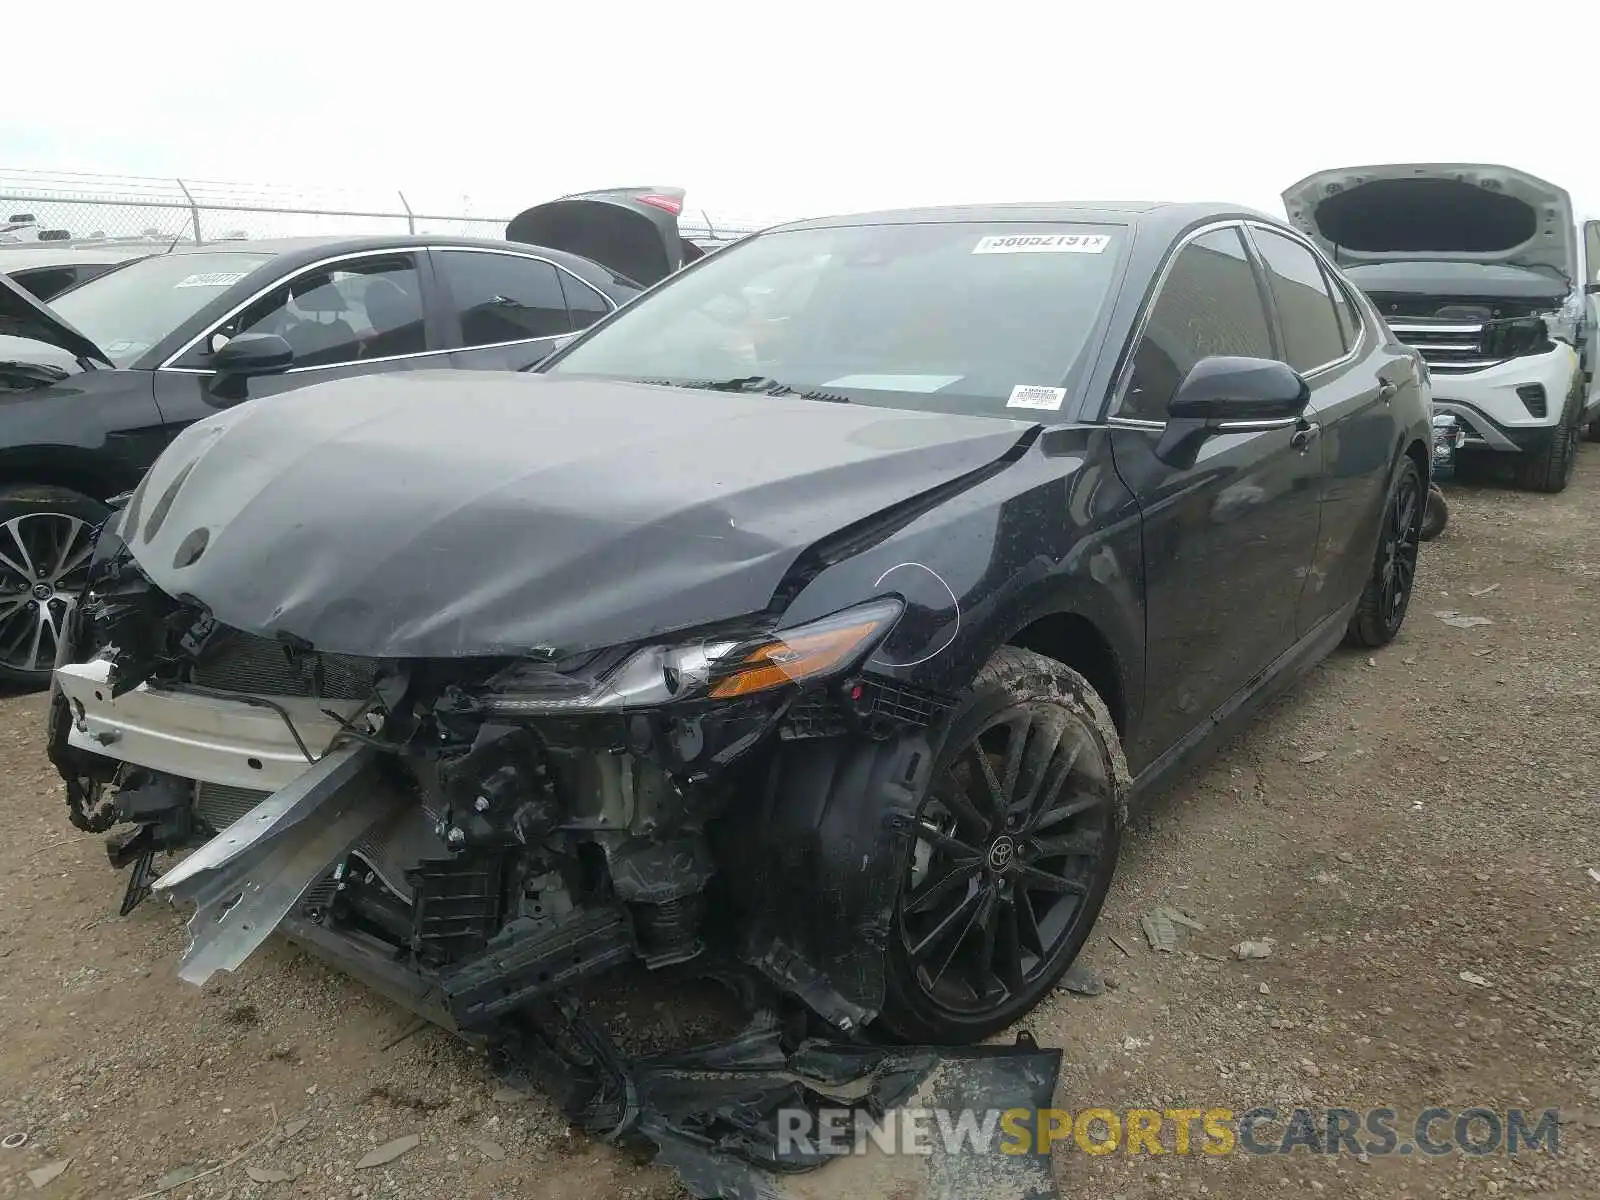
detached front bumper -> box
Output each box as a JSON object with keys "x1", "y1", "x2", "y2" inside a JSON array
[{"x1": 52, "y1": 658, "x2": 361, "y2": 791}]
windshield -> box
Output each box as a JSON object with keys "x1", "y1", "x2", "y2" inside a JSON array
[
  {"x1": 543, "y1": 221, "x2": 1126, "y2": 418},
  {"x1": 49, "y1": 251, "x2": 273, "y2": 366}
]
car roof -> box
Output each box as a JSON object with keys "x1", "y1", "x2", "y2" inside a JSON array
[
  {"x1": 0, "y1": 242, "x2": 169, "y2": 269},
  {"x1": 768, "y1": 200, "x2": 1281, "y2": 238},
  {"x1": 150, "y1": 233, "x2": 621, "y2": 282}
]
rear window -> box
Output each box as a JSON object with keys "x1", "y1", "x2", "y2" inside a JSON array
[
  {"x1": 49, "y1": 251, "x2": 272, "y2": 366},
  {"x1": 544, "y1": 221, "x2": 1126, "y2": 420}
]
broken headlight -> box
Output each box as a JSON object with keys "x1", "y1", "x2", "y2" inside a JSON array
[{"x1": 480, "y1": 598, "x2": 904, "y2": 716}]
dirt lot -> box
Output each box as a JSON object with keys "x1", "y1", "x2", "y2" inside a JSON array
[{"x1": 0, "y1": 446, "x2": 1596, "y2": 1200}]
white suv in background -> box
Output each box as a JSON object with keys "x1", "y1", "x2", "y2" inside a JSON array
[{"x1": 1283, "y1": 163, "x2": 1598, "y2": 492}]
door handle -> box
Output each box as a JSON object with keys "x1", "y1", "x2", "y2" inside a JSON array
[
  {"x1": 1291, "y1": 422, "x2": 1321, "y2": 452},
  {"x1": 1378, "y1": 380, "x2": 1399, "y2": 404}
]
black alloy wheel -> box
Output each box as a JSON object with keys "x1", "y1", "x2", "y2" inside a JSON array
[
  {"x1": 882, "y1": 648, "x2": 1121, "y2": 1044},
  {"x1": 0, "y1": 488, "x2": 108, "y2": 689},
  {"x1": 1347, "y1": 458, "x2": 1423, "y2": 648}
]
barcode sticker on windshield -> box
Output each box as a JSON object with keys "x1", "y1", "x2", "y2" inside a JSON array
[
  {"x1": 174, "y1": 271, "x2": 248, "y2": 288},
  {"x1": 1007, "y1": 385, "x2": 1067, "y2": 411},
  {"x1": 973, "y1": 234, "x2": 1111, "y2": 255}
]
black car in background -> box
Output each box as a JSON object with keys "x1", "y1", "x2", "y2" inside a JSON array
[{"x1": 0, "y1": 187, "x2": 703, "y2": 686}]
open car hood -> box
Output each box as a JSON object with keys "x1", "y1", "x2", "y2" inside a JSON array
[
  {"x1": 114, "y1": 370, "x2": 1036, "y2": 659},
  {"x1": 1282, "y1": 163, "x2": 1578, "y2": 282},
  {"x1": 0, "y1": 269, "x2": 108, "y2": 363},
  {"x1": 506, "y1": 186, "x2": 705, "y2": 287}
]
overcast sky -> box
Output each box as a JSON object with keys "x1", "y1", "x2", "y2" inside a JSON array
[{"x1": 7, "y1": 1, "x2": 1596, "y2": 225}]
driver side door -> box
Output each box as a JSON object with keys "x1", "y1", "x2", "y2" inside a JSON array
[
  {"x1": 1105, "y1": 224, "x2": 1324, "y2": 771},
  {"x1": 152, "y1": 250, "x2": 445, "y2": 437}
]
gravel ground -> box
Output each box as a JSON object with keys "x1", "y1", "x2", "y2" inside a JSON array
[{"x1": 0, "y1": 445, "x2": 1595, "y2": 1200}]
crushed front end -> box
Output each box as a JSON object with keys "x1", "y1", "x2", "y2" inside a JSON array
[{"x1": 47, "y1": 520, "x2": 1060, "y2": 1199}]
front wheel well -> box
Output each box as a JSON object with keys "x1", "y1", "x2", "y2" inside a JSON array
[
  {"x1": 1005, "y1": 612, "x2": 1126, "y2": 738},
  {"x1": 1405, "y1": 437, "x2": 1428, "y2": 482},
  {"x1": 0, "y1": 459, "x2": 124, "y2": 507}
]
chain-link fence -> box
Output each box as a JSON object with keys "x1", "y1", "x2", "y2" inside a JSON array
[{"x1": 0, "y1": 169, "x2": 767, "y2": 247}]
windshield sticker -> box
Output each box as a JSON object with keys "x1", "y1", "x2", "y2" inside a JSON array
[
  {"x1": 824, "y1": 373, "x2": 963, "y2": 393},
  {"x1": 1007, "y1": 384, "x2": 1067, "y2": 411},
  {"x1": 174, "y1": 271, "x2": 249, "y2": 289},
  {"x1": 973, "y1": 234, "x2": 1111, "y2": 255}
]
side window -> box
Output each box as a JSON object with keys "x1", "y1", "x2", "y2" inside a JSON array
[
  {"x1": 183, "y1": 254, "x2": 426, "y2": 370},
  {"x1": 1251, "y1": 228, "x2": 1347, "y2": 372},
  {"x1": 1123, "y1": 227, "x2": 1274, "y2": 421},
  {"x1": 558, "y1": 270, "x2": 612, "y2": 330},
  {"x1": 436, "y1": 251, "x2": 572, "y2": 346},
  {"x1": 1322, "y1": 265, "x2": 1358, "y2": 351}
]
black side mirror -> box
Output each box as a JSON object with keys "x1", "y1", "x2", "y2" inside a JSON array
[
  {"x1": 1155, "y1": 356, "x2": 1309, "y2": 469},
  {"x1": 1584, "y1": 281, "x2": 1600, "y2": 296},
  {"x1": 213, "y1": 332, "x2": 294, "y2": 377},
  {"x1": 209, "y1": 333, "x2": 293, "y2": 403}
]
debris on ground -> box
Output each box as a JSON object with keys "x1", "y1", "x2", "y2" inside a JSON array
[
  {"x1": 1057, "y1": 964, "x2": 1106, "y2": 996},
  {"x1": 1458, "y1": 970, "x2": 1493, "y2": 988},
  {"x1": 151, "y1": 1165, "x2": 203, "y2": 1190},
  {"x1": 1233, "y1": 940, "x2": 1275, "y2": 960},
  {"x1": 1468, "y1": 583, "x2": 1501, "y2": 597},
  {"x1": 1433, "y1": 610, "x2": 1493, "y2": 629},
  {"x1": 2, "y1": 1132, "x2": 26, "y2": 1149},
  {"x1": 1335, "y1": 851, "x2": 1355, "y2": 865},
  {"x1": 469, "y1": 1138, "x2": 506, "y2": 1161},
  {"x1": 1297, "y1": 750, "x2": 1330, "y2": 764},
  {"x1": 1108, "y1": 934, "x2": 1134, "y2": 957},
  {"x1": 245, "y1": 1165, "x2": 295, "y2": 1183},
  {"x1": 1588, "y1": 868, "x2": 1600, "y2": 884},
  {"x1": 26, "y1": 1159, "x2": 70, "y2": 1189},
  {"x1": 281, "y1": 1117, "x2": 309, "y2": 1140},
  {"x1": 1142, "y1": 905, "x2": 1206, "y2": 953},
  {"x1": 355, "y1": 1134, "x2": 420, "y2": 1169},
  {"x1": 1143, "y1": 908, "x2": 1179, "y2": 952}
]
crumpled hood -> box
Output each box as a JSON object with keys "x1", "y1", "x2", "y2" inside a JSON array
[
  {"x1": 0, "y1": 269, "x2": 108, "y2": 364},
  {"x1": 116, "y1": 371, "x2": 1037, "y2": 658},
  {"x1": 1281, "y1": 163, "x2": 1577, "y2": 281}
]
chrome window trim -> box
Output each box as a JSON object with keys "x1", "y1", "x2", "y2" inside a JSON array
[
  {"x1": 159, "y1": 345, "x2": 455, "y2": 376},
  {"x1": 157, "y1": 244, "x2": 614, "y2": 373},
  {"x1": 1108, "y1": 219, "x2": 1372, "y2": 427},
  {"x1": 1242, "y1": 220, "x2": 1367, "y2": 377},
  {"x1": 1107, "y1": 219, "x2": 1253, "y2": 422},
  {"x1": 1107, "y1": 414, "x2": 1299, "y2": 434}
]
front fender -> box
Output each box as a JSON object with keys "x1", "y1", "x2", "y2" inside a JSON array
[{"x1": 776, "y1": 427, "x2": 1144, "y2": 719}]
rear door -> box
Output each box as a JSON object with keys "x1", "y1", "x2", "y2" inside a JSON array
[
  {"x1": 432, "y1": 248, "x2": 615, "y2": 371},
  {"x1": 1244, "y1": 223, "x2": 1405, "y2": 634},
  {"x1": 153, "y1": 250, "x2": 444, "y2": 436},
  {"x1": 1106, "y1": 224, "x2": 1323, "y2": 767}
]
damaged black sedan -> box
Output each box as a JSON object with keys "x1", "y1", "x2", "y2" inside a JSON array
[{"x1": 47, "y1": 201, "x2": 1431, "y2": 1197}]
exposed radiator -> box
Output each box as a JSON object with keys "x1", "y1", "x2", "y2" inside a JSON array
[{"x1": 191, "y1": 628, "x2": 382, "y2": 701}]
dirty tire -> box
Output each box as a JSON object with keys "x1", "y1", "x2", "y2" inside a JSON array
[
  {"x1": 1513, "y1": 412, "x2": 1577, "y2": 493},
  {"x1": 0, "y1": 486, "x2": 108, "y2": 691},
  {"x1": 1419, "y1": 483, "x2": 1448, "y2": 542},
  {"x1": 1346, "y1": 457, "x2": 1423, "y2": 649},
  {"x1": 880, "y1": 647, "x2": 1126, "y2": 1045}
]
